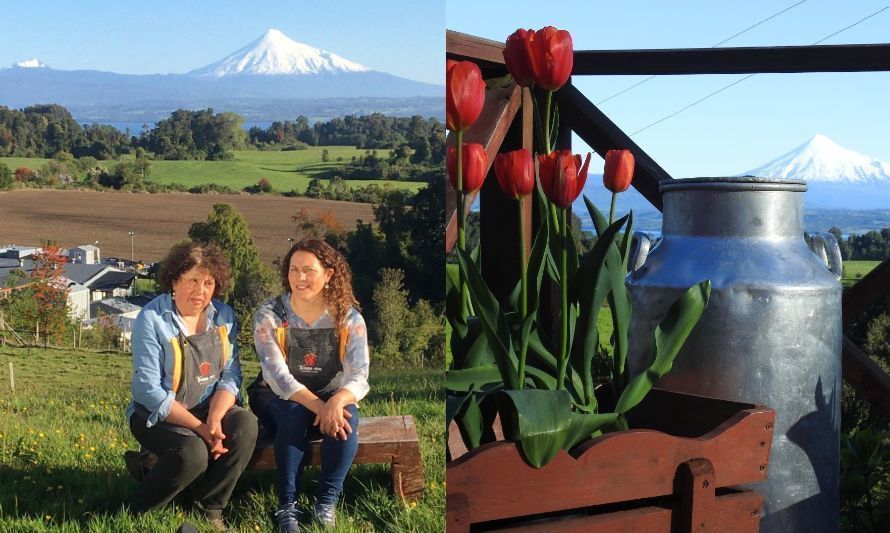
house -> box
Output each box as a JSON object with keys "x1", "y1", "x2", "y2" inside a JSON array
[
  {"x1": 89, "y1": 297, "x2": 142, "y2": 338},
  {"x1": 0, "y1": 245, "x2": 42, "y2": 260},
  {"x1": 68, "y1": 245, "x2": 100, "y2": 265},
  {"x1": 0, "y1": 255, "x2": 137, "y2": 321}
]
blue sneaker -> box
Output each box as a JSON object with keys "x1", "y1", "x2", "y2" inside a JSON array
[{"x1": 274, "y1": 504, "x2": 300, "y2": 533}]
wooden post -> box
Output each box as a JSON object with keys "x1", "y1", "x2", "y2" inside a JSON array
[
  {"x1": 8, "y1": 362, "x2": 14, "y2": 392},
  {"x1": 677, "y1": 458, "x2": 717, "y2": 532}
]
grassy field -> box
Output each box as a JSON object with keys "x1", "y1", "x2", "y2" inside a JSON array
[
  {"x1": 0, "y1": 347, "x2": 444, "y2": 532},
  {"x1": 842, "y1": 260, "x2": 882, "y2": 288},
  {"x1": 0, "y1": 147, "x2": 425, "y2": 194}
]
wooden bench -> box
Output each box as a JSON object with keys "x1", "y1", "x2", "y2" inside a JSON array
[{"x1": 126, "y1": 415, "x2": 425, "y2": 502}]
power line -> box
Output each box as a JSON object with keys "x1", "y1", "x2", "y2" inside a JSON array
[
  {"x1": 596, "y1": 1, "x2": 808, "y2": 105},
  {"x1": 629, "y1": 5, "x2": 890, "y2": 137}
]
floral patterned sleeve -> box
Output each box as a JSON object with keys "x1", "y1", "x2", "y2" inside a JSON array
[
  {"x1": 339, "y1": 309, "x2": 370, "y2": 402},
  {"x1": 253, "y1": 300, "x2": 304, "y2": 400}
]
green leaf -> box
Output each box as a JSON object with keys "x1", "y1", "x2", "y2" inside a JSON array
[
  {"x1": 619, "y1": 210, "x2": 635, "y2": 270},
  {"x1": 456, "y1": 393, "x2": 485, "y2": 449},
  {"x1": 445, "y1": 269, "x2": 465, "y2": 337},
  {"x1": 584, "y1": 197, "x2": 632, "y2": 389},
  {"x1": 446, "y1": 364, "x2": 502, "y2": 392},
  {"x1": 456, "y1": 248, "x2": 520, "y2": 389},
  {"x1": 445, "y1": 391, "x2": 472, "y2": 430},
  {"x1": 570, "y1": 211, "x2": 628, "y2": 406},
  {"x1": 447, "y1": 315, "x2": 493, "y2": 369},
  {"x1": 499, "y1": 389, "x2": 617, "y2": 468},
  {"x1": 616, "y1": 280, "x2": 711, "y2": 414},
  {"x1": 526, "y1": 214, "x2": 550, "y2": 315}
]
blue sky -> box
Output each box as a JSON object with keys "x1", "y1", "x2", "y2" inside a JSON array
[
  {"x1": 447, "y1": 0, "x2": 890, "y2": 180},
  {"x1": 0, "y1": 0, "x2": 442, "y2": 84}
]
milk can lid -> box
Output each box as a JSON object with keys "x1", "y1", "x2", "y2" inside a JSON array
[{"x1": 660, "y1": 176, "x2": 807, "y2": 192}]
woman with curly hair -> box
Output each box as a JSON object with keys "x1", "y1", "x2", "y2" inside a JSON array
[
  {"x1": 125, "y1": 241, "x2": 258, "y2": 531},
  {"x1": 248, "y1": 239, "x2": 369, "y2": 532}
]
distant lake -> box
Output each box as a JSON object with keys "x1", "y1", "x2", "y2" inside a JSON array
[{"x1": 86, "y1": 121, "x2": 273, "y2": 134}]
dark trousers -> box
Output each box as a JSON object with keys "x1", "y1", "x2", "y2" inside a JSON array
[
  {"x1": 253, "y1": 397, "x2": 359, "y2": 507},
  {"x1": 128, "y1": 406, "x2": 259, "y2": 514}
]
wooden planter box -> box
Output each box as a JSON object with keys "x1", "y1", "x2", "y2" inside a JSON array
[{"x1": 446, "y1": 388, "x2": 775, "y2": 532}]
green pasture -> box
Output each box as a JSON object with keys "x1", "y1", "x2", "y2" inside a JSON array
[
  {"x1": 0, "y1": 146, "x2": 426, "y2": 193},
  {"x1": 843, "y1": 260, "x2": 882, "y2": 288},
  {"x1": 0, "y1": 347, "x2": 444, "y2": 532}
]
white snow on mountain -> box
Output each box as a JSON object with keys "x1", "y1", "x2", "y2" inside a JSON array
[
  {"x1": 13, "y1": 58, "x2": 48, "y2": 69},
  {"x1": 742, "y1": 134, "x2": 890, "y2": 184},
  {"x1": 189, "y1": 28, "x2": 370, "y2": 77}
]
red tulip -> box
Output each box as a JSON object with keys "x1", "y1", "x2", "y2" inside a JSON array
[
  {"x1": 447, "y1": 143, "x2": 489, "y2": 193},
  {"x1": 446, "y1": 60, "x2": 486, "y2": 133},
  {"x1": 503, "y1": 29, "x2": 536, "y2": 87},
  {"x1": 537, "y1": 150, "x2": 591, "y2": 208},
  {"x1": 529, "y1": 27, "x2": 573, "y2": 92},
  {"x1": 494, "y1": 149, "x2": 535, "y2": 199},
  {"x1": 603, "y1": 149, "x2": 635, "y2": 193}
]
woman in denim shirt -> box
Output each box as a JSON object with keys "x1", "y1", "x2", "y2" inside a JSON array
[
  {"x1": 126, "y1": 242, "x2": 258, "y2": 531},
  {"x1": 248, "y1": 239, "x2": 369, "y2": 532}
]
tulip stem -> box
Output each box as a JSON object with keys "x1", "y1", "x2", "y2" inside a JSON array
[
  {"x1": 557, "y1": 207, "x2": 568, "y2": 391},
  {"x1": 519, "y1": 196, "x2": 528, "y2": 319},
  {"x1": 609, "y1": 192, "x2": 617, "y2": 226},
  {"x1": 456, "y1": 130, "x2": 469, "y2": 320},
  {"x1": 544, "y1": 90, "x2": 553, "y2": 152},
  {"x1": 517, "y1": 196, "x2": 528, "y2": 390}
]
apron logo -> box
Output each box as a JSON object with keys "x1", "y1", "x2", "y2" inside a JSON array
[
  {"x1": 304, "y1": 352, "x2": 318, "y2": 367},
  {"x1": 199, "y1": 361, "x2": 212, "y2": 377}
]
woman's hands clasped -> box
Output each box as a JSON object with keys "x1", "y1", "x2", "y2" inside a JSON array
[{"x1": 312, "y1": 396, "x2": 353, "y2": 440}]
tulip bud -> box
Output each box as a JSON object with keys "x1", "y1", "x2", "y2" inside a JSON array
[
  {"x1": 447, "y1": 143, "x2": 489, "y2": 193},
  {"x1": 603, "y1": 149, "x2": 635, "y2": 193},
  {"x1": 446, "y1": 60, "x2": 486, "y2": 133},
  {"x1": 503, "y1": 29, "x2": 536, "y2": 87},
  {"x1": 537, "y1": 150, "x2": 591, "y2": 208},
  {"x1": 494, "y1": 149, "x2": 535, "y2": 199},
  {"x1": 530, "y1": 26, "x2": 573, "y2": 92}
]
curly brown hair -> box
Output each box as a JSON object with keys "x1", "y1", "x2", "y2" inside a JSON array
[
  {"x1": 281, "y1": 239, "x2": 359, "y2": 329},
  {"x1": 158, "y1": 241, "x2": 231, "y2": 298}
]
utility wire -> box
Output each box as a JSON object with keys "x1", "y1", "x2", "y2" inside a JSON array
[
  {"x1": 629, "y1": 5, "x2": 890, "y2": 137},
  {"x1": 596, "y1": 0, "x2": 808, "y2": 105}
]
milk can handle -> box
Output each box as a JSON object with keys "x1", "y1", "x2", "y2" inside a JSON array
[
  {"x1": 628, "y1": 231, "x2": 652, "y2": 274},
  {"x1": 809, "y1": 233, "x2": 843, "y2": 280}
]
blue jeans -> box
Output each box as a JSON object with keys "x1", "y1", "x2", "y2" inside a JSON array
[{"x1": 254, "y1": 397, "x2": 359, "y2": 507}]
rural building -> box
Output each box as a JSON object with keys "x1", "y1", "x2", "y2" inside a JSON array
[
  {"x1": 0, "y1": 252, "x2": 136, "y2": 321},
  {"x1": 89, "y1": 297, "x2": 141, "y2": 338},
  {"x1": 68, "y1": 244, "x2": 100, "y2": 264},
  {"x1": 0, "y1": 245, "x2": 42, "y2": 260}
]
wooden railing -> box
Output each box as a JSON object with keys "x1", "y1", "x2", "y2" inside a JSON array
[{"x1": 445, "y1": 30, "x2": 890, "y2": 420}]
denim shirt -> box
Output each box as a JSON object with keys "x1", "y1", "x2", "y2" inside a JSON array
[
  {"x1": 126, "y1": 293, "x2": 242, "y2": 427},
  {"x1": 253, "y1": 294, "x2": 370, "y2": 403}
]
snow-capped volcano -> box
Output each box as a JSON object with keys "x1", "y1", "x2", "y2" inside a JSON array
[
  {"x1": 189, "y1": 28, "x2": 370, "y2": 77},
  {"x1": 742, "y1": 134, "x2": 890, "y2": 184},
  {"x1": 13, "y1": 58, "x2": 48, "y2": 69}
]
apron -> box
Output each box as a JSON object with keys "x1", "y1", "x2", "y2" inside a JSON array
[
  {"x1": 133, "y1": 324, "x2": 231, "y2": 436},
  {"x1": 248, "y1": 296, "x2": 347, "y2": 412}
]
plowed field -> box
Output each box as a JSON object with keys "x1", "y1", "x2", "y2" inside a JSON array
[{"x1": 0, "y1": 189, "x2": 375, "y2": 266}]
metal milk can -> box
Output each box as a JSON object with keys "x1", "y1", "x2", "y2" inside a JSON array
[{"x1": 626, "y1": 177, "x2": 842, "y2": 532}]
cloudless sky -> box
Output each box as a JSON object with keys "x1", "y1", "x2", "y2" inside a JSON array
[
  {"x1": 0, "y1": 0, "x2": 443, "y2": 85},
  {"x1": 447, "y1": 0, "x2": 890, "y2": 180}
]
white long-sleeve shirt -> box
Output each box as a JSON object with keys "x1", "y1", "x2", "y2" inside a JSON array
[{"x1": 253, "y1": 294, "x2": 370, "y2": 402}]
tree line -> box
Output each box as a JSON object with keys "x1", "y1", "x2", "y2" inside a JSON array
[
  {"x1": 829, "y1": 227, "x2": 890, "y2": 261},
  {"x1": 0, "y1": 104, "x2": 444, "y2": 164}
]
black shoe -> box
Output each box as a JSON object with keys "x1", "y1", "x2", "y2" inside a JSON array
[
  {"x1": 123, "y1": 450, "x2": 147, "y2": 481},
  {"x1": 177, "y1": 524, "x2": 199, "y2": 533}
]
